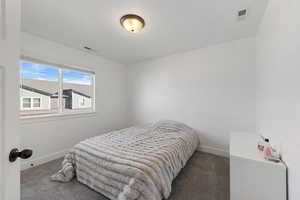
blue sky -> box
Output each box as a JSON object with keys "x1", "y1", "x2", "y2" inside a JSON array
[{"x1": 20, "y1": 61, "x2": 92, "y2": 85}]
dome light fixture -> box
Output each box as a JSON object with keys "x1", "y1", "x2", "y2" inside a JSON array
[{"x1": 120, "y1": 14, "x2": 145, "y2": 33}]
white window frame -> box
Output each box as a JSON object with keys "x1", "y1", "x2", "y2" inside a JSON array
[
  {"x1": 81, "y1": 98, "x2": 85, "y2": 106},
  {"x1": 21, "y1": 97, "x2": 42, "y2": 110},
  {"x1": 21, "y1": 97, "x2": 32, "y2": 110},
  {"x1": 32, "y1": 97, "x2": 41, "y2": 108},
  {"x1": 20, "y1": 57, "x2": 96, "y2": 119}
]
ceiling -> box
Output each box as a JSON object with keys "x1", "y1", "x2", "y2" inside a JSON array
[{"x1": 21, "y1": 0, "x2": 268, "y2": 64}]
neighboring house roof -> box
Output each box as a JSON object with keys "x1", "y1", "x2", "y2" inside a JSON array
[
  {"x1": 21, "y1": 85, "x2": 52, "y2": 96},
  {"x1": 21, "y1": 79, "x2": 91, "y2": 98},
  {"x1": 63, "y1": 89, "x2": 91, "y2": 98}
]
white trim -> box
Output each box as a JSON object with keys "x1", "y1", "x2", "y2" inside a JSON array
[
  {"x1": 21, "y1": 97, "x2": 31, "y2": 109},
  {"x1": 21, "y1": 56, "x2": 95, "y2": 74},
  {"x1": 32, "y1": 97, "x2": 41, "y2": 108},
  {"x1": 0, "y1": 65, "x2": 4, "y2": 200},
  {"x1": 21, "y1": 149, "x2": 68, "y2": 170},
  {"x1": 20, "y1": 111, "x2": 96, "y2": 124},
  {"x1": 197, "y1": 145, "x2": 229, "y2": 157},
  {"x1": 92, "y1": 74, "x2": 96, "y2": 111},
  {"x1": 20, "y1": 97, "x2": 43, "y2": 110},
  {"x1": 58, "y1": 68, "x2": 63, "y2": 113},
  {"x1": 1, "y1": 0, "x2": 6, "y2": 40}
]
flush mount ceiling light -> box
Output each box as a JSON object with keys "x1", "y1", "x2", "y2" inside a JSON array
[{"x1": 120, "y1": 14, "x2": 145, "y2": 33}]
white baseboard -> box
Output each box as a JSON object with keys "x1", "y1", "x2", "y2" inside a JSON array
[
  {"x1": 21, "y1": 149, "x2": 68, "y2": 171},
  {"x1": 21, "y1": 145, "x2": 228, "y2": 170},
  {"x1": 197, "y1": 145, "x2": 229, "y2": 157}
]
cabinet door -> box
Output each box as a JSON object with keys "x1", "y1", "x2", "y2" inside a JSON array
[{"x1": 230, "y1": 155, "x2": 286, "y2": 200}]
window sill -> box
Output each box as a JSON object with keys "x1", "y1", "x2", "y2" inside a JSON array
[{"x1": 20, "y1": 111, "x2": 97, "y2": 124}]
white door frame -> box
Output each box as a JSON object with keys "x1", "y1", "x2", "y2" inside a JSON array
[
  {"x1": 0, "y1": 66, "x2": 4, "y2": 199},
  {"x1": 0, "y1": 0, "x2": 21, "y2": 200}
]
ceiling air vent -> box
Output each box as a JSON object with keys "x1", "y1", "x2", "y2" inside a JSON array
[
  {"x1": 84, "y1": 46, "x2": 92, "y2": 50},
  {"x1": 238, "y1": 9, "x2": 247, "y2": 20},
  {"x1": 83, "y1": 46, "x2": 97, "y2": 53}
]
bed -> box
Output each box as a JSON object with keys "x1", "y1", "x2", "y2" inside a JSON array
[{"x1": 51, "y1": 120, "x2": 199, "y2": 200}]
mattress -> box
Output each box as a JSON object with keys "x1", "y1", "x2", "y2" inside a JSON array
[{"x1": 51, "y1": 120, "x2": 199, "y2": 200}]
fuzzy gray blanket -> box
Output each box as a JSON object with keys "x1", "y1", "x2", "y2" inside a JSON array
[{"x1": 51, "y1": 120, "x2": 199, "y2": 200}]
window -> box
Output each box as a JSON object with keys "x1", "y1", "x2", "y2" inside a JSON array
[
  {"x1": 20, "y1": 59, "x2": 95, "y2": 117},
  {"x1": 81, "y1": 98, "x2": 85, "y2": 106},
  {"x1": 21, "y1": 97, "x2": 41, "y2": 109},
  {"x1": 33, "y1": 98, "x2": 41, "y2": 108},
  {"x1": 62, "y1": 69, "x2": 93, "y2": 112},
  {"x1": 22, "y1": 98, "x2": 31, "y2": 109}
]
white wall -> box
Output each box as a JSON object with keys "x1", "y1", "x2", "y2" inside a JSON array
[
  {"x1": 127, "y1": 38, "x2": 257, "y2": 155},
  {"x1": 256, "y1": 0, "x2": 300, "y2": 199},
  {"x1": 20, "y1": 32, "x2": 129, "y2": 169}
]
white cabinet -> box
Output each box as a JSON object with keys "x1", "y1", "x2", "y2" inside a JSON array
[{"x1": 230, "y1": 133, "x2": 287, "y2": 200}]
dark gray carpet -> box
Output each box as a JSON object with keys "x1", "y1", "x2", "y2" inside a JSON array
[{"x1": 21, "y1": 152, "x2": 229, "y2": 200}]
